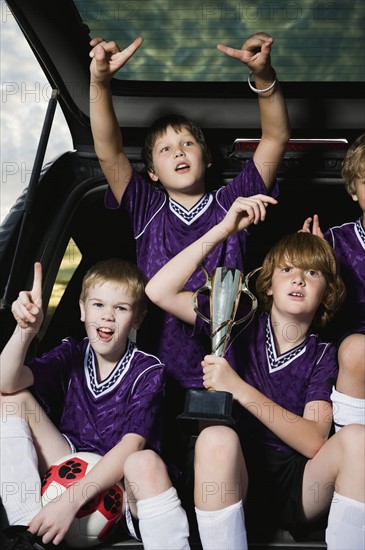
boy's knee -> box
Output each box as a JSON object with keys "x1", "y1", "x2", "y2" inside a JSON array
[
  {"x1": 124, "y1": 449, "x2": 166, "y2": 481},
  {"x1": 196, "y1": 426, "x2": 240, "y2": 462},
  {"x1": 336, "y1": 424, "x2": 365, "y2": 457},
  {"x1": 124, "y1": 450, "x2": 172, "y2": 501},
  {"x1": 338, "y1": 334, "x2": 365, "y2": 377},
  {"x1": 0, "y1": 390, "x2": 34, "y2": 421}
]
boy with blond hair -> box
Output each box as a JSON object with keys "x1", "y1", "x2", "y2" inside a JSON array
[
  {"x1": 0, "y1": 259, "x2": 190, "y2": 549},
  {"x1": 302, "y1": 134, "x2": 365, "y2": 433}
]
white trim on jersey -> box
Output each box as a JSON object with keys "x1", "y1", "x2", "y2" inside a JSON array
[{"x1": 169, "y1": 193, "x2": 213, "y2": 225}]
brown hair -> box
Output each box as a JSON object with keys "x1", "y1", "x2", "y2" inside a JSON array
[
  {"x1": 341, "y1": 133, "x2": 365, "y2": 195},
  {"x1": 255, "y1": 232, "x2": 346, "y2": 329},
  {"x1": 141, "y1": 114, "x2": 211, "y2": 175},
  {"x1": 80, "y1": 258, "x2": 148, "y2": 318}
]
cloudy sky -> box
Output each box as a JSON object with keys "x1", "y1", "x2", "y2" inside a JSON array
[{"x1": 0, "y1": 1, "x2": 72, "y2": 222}]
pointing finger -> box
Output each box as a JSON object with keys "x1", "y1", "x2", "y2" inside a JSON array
[
  {"x1": 217, "y1": 43, "x2": 245, "y2": 62},
  {"x1": 31, "y1": 262, "x2": 43, "y2": 308}
]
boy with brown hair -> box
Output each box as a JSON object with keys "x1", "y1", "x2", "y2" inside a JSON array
[
  {"x1": 145, "y1": 197, "x2": 364, "y2": 549},
  {"x1": 89, "y1": 33, "x2": 290, "y2": 473}
]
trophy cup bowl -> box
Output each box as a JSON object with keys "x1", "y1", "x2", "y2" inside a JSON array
[{"x1": 177, "y1": 266, "x2": 259, "y2": 433}]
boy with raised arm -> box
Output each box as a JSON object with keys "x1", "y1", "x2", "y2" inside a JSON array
[
  {"x1": 0, "y1": 259, "x2": 190, "y2": 549},
  {"x1": 145, "y1": 197, "x2": 364, "y2": 550},
  {"x1": 89, "y1": 32, "x2": 290, "y2": 474}
]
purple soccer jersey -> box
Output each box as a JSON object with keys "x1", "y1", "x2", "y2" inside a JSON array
[
  {"x1": 28, "y1": 338, "x2": 165, "y2": 455},
  {"x1": 197, "y1": 311, "x2": 338, "y2": 453},
  {"x1": 324, "y1": 218, "x2": 365, "y2": 333},
  {"x1": 106, "y1": 160, "x2": 277, "y2": 388}
]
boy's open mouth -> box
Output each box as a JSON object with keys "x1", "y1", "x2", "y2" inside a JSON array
[
  {"x1": 97, "y1": 327, "x2": 115, "y2": 341},
  {"x1": 175, "y1": 163, "x2": 190, "y2": 172}
]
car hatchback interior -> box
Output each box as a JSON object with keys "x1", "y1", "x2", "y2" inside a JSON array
[{"x1": 1, "y1": 0, "x2": 364, "y2": 548}]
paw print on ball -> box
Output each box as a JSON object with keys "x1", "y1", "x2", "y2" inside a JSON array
[
  {"x1": 104, "y1": 488, "x2": 123, "y2": 514},
  {"x1": 41, "y1": 466, "x2": 54, "y2": 488},
  {"x1": 58, "y1": 459, "x2": 83, "y2": 480}
]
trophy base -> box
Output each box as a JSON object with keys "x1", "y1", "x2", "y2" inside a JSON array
[{"x1": 177, "y1": 389, "x2": 235, "y2": 434}]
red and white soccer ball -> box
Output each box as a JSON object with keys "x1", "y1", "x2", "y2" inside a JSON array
[{"x1": 41, "y1": 452, "x2": 124, "y2": 548}]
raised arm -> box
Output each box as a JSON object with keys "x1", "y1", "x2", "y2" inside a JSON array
[
  {"x1": 145, "y1": 195, "x2": 277, "y2": 324},
  {"x1": 217, "y1": 32, "x2": 290, "y2": 190},
  {"x1": 89, "y1": 37, "x2": 143, "y2": 204},
  {"x1": 0, "y1": 262, "x2": 43, "y2": 393}
]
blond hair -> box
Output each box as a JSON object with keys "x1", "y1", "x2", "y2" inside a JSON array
[
  {"x1": 341, "y1": 133, "x2": 365, "y2": 195},
  {"x1": 80, "y1": 258, "x2": 148, "y2": 318}
]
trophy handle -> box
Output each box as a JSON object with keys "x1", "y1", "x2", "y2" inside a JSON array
[
  {"x1": 232, "y1": 266, "x2": 262, "y2": 326},
  {"x1": 192, "y1": 265, "x2": 212, "y2": 324}
]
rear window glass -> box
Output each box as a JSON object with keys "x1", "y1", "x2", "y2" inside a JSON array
[{"x1": 75, "y1": 0, "x2": 364, "y2": 82}]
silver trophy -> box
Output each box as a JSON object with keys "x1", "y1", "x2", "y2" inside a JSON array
[{"x1": 177, "y1": 266, "x2": 259, "y2": 432}]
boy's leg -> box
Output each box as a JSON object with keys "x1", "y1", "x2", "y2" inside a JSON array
[
  {"x1": 302, "y1": 424, "x2": 365, "y2": 549},
  {"x1": 0, "y1": 413, "x2": 40, "y2": 526},
  {"x1": 336, "y1": 334, "x2": 365, "y2": 398},
  {"x1": 0, "y1": 391, "x2": 71, "y2": 526},
  {"x1": 194, "y1": 426, "x2": 248, "y2": 550},
  {"x1": 332, "y1": 334, "x2": 365, "y2": 431},
  {"x1": 124, "y1": 449, "x2": 190, "y2": 549}
]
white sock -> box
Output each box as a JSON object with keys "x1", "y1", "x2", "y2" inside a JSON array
[
  {"x1": 326, "y1": 492, "x2": 365, "y2": 549},
  {"x1": 0, "y1": 416, "x2": 41, "y2": 525},
  {"x1": 137, "y1": 487, "x2": 190, "y2": 549},
  {"x1": 195, "y1": 500, "x2": 247, "y2": 550},
  {"x1": 331, "y1": 387, "x2": 365, "y2": 432}
]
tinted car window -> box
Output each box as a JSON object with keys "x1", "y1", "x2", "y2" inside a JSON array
[{"x1": 74, "y1": 0, "x2": 365, "y2": 82}]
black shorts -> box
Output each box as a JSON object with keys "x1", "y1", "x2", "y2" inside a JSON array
[
  {"x1": 241, "y1": 440, "x2": 327, "y2": 541},
  {"x1": 175, "y1": 432, "x2": 328, "y2": 542}
]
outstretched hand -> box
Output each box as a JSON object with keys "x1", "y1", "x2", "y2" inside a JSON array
[
  {"x1": 89, "y1": 36, "x2": 143, "y2": 83},
  {"x1": 220, "y1": 194, "x2": 278, "y2": 237},
  {"x1": 217, "y1": 32, "x2": 274, "y2": 77},
  {"x1": 11, "y1": 262, "x2": 43, "y2": 330}
]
